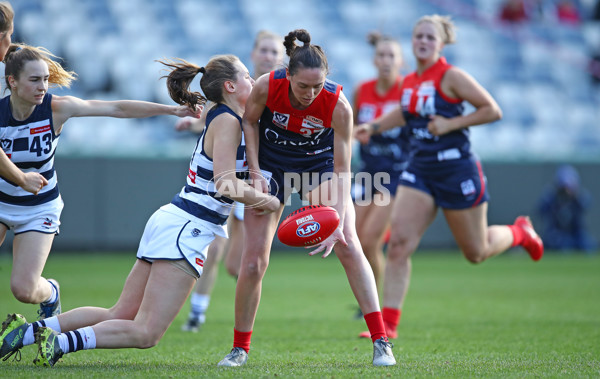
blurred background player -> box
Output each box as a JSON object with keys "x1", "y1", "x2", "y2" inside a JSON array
[
  {"x1": 217, "y1": 29, "x2": 395, "y2": 368},
  {"x1": 537, "y1": 164, "x2": 596, "y2": 252},
  {"x1": 351, "y1": 31, "x2": 409, "y2": 322},
  {"x1": 0, "y1": 43, "x2": 200, "y2": 323},
  {"x1": 180, "y1": 30, "x2": 285, "y2": 332},
  {"x1": 0, "y1": 1, "x2": 48, "y2": 196},
  {"x1": 0, "y1": 54, "x2": 280, "y2": 367},
  {"x1": 355, "y1": 15, "x2": 544, "y2": 339}
]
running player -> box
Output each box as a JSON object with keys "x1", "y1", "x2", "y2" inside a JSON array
[
  {"x1": 180, "y1": 30, "x2": 285, "y2": 332},
  {"x1": 0, "y1": 2, "x2": 48, "y2": 195},
  {"x1": 0, "y1": 53, "x2": 280, "y2": 367},
  {"x1": 0, "y1": 43, "x2": 200, "y2": 322},
  {"x1": 351, "y1": 31, "x2": 409, "y2": 324},
  {"x1": 217, "y1": 29, "x2": 396, "y2": 367},
  {"x1": 355, "y1": 15, "x2": 544, "y2": 339}
]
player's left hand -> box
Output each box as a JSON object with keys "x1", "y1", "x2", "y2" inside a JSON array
[
  {"x1": 175, "y1": 104, "x2": 202, "y2": 119},
  {"x1": 427, "y1": 115, "x2": 452, "y2": 136},
  {"x1": 307, "y1": 227, "x2": 347, "y2": 258}
]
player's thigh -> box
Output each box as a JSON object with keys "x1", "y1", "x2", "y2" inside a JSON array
[
  {"x1": 12, "y1": 231, "x2": 55, "y2": 284},
  {"x1": 110, "y1": 259, "x2": 153, "y2": 318},
  {"x1": 361, "y1": 197, "x2": 394, "y2": 242},
  {"x1": 391, "y1": 186, "x2": 437, "y2": 242},
  {"x1": 133, "y1": 261, "x2": 196, "y2": 332},
  {"x1": 242, "y1": 204, "x2": 284, "y2": 261},
  {"x1": 443, "y1": 202, "x2": 488, "y2": 253}
]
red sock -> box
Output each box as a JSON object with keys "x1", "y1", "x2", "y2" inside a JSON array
[
  {"x1": 508, "y1": 224, "x2": 525, "y2": 247},
  {"x1": 382, "y1": 307, "x2": 401, "y2": 331},
  {"x1": 363, "y1": 311, "x2": 386, "y2": 343},
  {"x1": 233, "y1": 328, "x2": 252, "y2": 353}
]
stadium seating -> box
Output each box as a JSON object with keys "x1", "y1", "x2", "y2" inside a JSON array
[{"x1": 9, "y1": 0, "x2": 600, "y2": 160}]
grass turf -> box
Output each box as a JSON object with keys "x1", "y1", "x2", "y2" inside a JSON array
[{"x1": 0, "y1": 249, "x2": 598, "y2": 378}]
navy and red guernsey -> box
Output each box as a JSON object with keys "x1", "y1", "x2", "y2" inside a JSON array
[
  {"x1": 400, "y1": 57, "x2": 469, "y2": 167},
  {"x1": 355, "y1": 77, "x2": 409, "y2": 173},
  {"x1": 258, "y1": 68, "x2": 341, "y2": 161}
]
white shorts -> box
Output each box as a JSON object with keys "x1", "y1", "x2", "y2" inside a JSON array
[
  {"x1": 136, "y1": 204, "x2": 224, "y2": 278},
  {"x1": 0, "y1": 196, "x2": 64, "y2": 235},
  {"x1": 233, "y1": 201, "x2": 245, "y2": 221}
]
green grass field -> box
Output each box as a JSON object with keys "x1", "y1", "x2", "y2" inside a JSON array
[{"x1": 0, "y1": 250, "x2": 599, "y2": 378}]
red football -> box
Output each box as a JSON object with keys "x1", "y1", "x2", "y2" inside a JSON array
[{"x1": 277, "y1": 205, "x2": 340, "y2": 247}]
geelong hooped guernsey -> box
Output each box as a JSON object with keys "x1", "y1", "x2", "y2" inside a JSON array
[
  {"x1": 355, "y1": 77, "x2": 409, "y2": 170},
  {"x1": 259, "y1": 68, "x2": 341, "y2": 160},
  {"x1": 0, "y1": 94, "x2": 60, "y2": 206},
  {"x1": 171, "y1": 104, "x2": 246, "y2": 225},
  {"x1": 400, "y1": 57, "x2": 469, "y2": 166}
]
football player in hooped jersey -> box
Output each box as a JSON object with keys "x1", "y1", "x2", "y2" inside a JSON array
[
  {"x1": 218, "y1": 29, "x2": 396, "y2": 368},
  {"x1": 355, "y1": 15, "x2": 544, "y2": 339},
  {"x1": 0, "y1": 2, "x2": 49, "y2": 195},
  {"x1": 179, "y1": 30, "x2": 285, "y2": 333},
  {"x1": 352, "y1": 32, "x2": 409, "y2": 325},
  {"x1": 0, "y1": 54, "x2": 280, "y2": 367},
  {"x1": 0, "y1": 43, "x2": 200, "y2": 326}
]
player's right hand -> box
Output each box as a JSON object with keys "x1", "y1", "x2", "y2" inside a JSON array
[{"x1": 20, "y1": 172, "x2": 48, "y2": 195}]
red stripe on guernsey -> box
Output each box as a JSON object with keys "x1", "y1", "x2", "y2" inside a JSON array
[
  {"x1": 195, "y1": 257, "x2": 204, "y2": 267},
  {"x1": 30, "y1": 125, "x2": 51, "y2": 134},
  {"x1": 472, "y1": 160, "x2": 486, "y2": 207}
]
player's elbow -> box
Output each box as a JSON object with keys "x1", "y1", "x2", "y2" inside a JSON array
[{"x1": 490, "y1": 103, "x2": 502, "y2": 122}]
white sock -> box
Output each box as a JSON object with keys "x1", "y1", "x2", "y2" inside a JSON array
[
  {"x1": 190, "y1": 293, "x2": 210, "y2": 318},
  {"x1": 42, "y1": 280, "x2": 58, "y2": 304},
  {"x1": 23, "y1": 316, "x2": 62, "y2": 346},
  {"x1": 57, "y1": 327, "x2": 96, "y2": 353}
]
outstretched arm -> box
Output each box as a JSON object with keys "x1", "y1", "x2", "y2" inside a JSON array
[{"x1": 51, "y1": 95, "x2": 201, "y2": 133}]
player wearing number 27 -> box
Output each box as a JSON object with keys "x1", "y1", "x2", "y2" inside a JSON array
[
  {"x1": 354, "y1": 15, "x2": 544, "y2": 339},
  {"x1": 218, "y1": 29, "x2": 395, "y2": 368}
]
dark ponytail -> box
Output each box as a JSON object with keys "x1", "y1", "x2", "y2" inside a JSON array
[
  {"x1": 283, "y1": 29, "x2": 328, "y2": 76},
  {"x1": 158, "y1": 54, "x2": 241, "y2": 107}
]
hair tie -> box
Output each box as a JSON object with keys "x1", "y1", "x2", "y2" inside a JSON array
[
  {"x1": 15, "y1": 46, "x2": 22, "y2": 51},
  {"x1": 199, "y1": 67, "x2": 206, "y2": 74}
]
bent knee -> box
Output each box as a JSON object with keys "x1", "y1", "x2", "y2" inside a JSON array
[
  {"x1": 462, "y1": 247, "x2": 486, "y2": 264},
  {"x1": 11, "y1": 283, "x2": 39, "y2": 304},
  {"x1": 241, "y1": 259, "x2": 268, "y2": 279},
  {"x1": 137, "y1": 332, "x2": 163, "y2": 349}
]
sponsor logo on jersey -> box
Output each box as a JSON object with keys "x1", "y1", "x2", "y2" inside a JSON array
[
  {"x1": 305, "y1": 115, "x2": 323, "y2": 125},
  {"x1": 272, "y1": 112, "x2": 290, "y2": 129},
  {"x1": 296, "y1": 221, "x2": 320, "y2": 238},
  {"x1": 188, "y1": 169, "x2": 197, "y2": 184},
  {"x1": 30, "y1": 124, "x2": 51, "y2": 135},
  {"x1": 196, "y1": 257, "x2": 204, "y2": 267},
  {"x1": 1, "y1": 139, "x2": 11, "y2": 151}
]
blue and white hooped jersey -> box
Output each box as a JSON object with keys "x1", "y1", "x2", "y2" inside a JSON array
[
  {"x1": 0, "y1": 94, "x2": 60, "y2": 207},
  {"x1": 171, "y1": 104, "x2": 247, "y2": 226}
]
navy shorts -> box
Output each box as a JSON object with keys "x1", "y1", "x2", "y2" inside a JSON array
[
  {"x1": 398, "y1": 156, "x2": 489, "y2": 209},
  {"x1": 259, "y1": 155, "x2": 334, "y2": 203}
]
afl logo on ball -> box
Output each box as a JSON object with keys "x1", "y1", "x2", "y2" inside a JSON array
[{"x1": 296, "y1": 221, "x2": 321, "y2": 238}]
